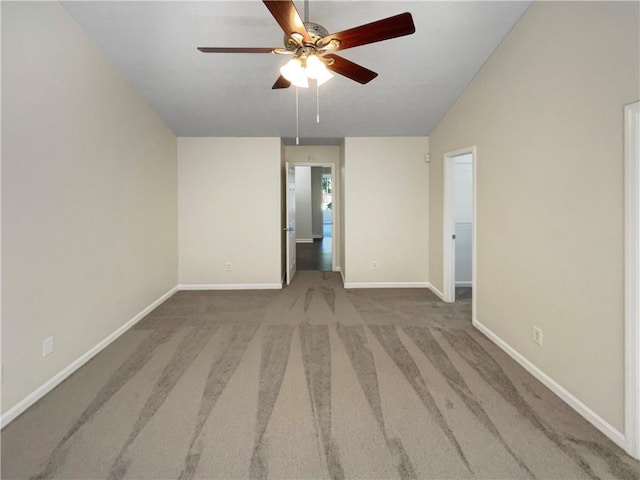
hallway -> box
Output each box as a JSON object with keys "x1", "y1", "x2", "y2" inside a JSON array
[{"x1": 296, "y1": 223, "x2": 332, "y2": 271}]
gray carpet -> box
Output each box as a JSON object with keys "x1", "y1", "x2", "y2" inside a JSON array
[{"x1": 2, "y1": 271, "x2": 638, "y2": 479}]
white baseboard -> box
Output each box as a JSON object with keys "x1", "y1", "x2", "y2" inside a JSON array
[
  {"x1": 339, "y1": 269, "x2": 345, "y2": 285},
  {"x1": 427, "y1": 282, "x2": 446, "y2": 301},
  {"x1": 296, "y1": 239, "x2": 313, "y2": 244},
  {"x1": 455, "y1": 281, "x2": 472, "y2": 287},
  {"x1": 312, "y1": 234, "x2": 323, "y2": 239},
  {"x1": 0, "y1": 286, "x2": 179, "y2": 429},
  {"x1": 344, "y1": 282, "x2": 429, "y2": 289},
  {"x1": 472, "y1": 317, "x2": 626, "y2": 450},
  {"x1": 332, "y1": 266, "x2": 341, "y2": 272},
  {"x1": 178, "y1": 283, "x2": 282, "y2": 290}
]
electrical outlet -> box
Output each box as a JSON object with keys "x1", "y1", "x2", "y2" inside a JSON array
[
  {"x1": 43, "y1": 336, "x2": 54, "y2": 357},
  {"x1": 225, "y1": 262, "x2": 232, "y2": 272},
  {"x1": 532, "y1": 326, "x2": 543, "y2": 346},
  {"x1": 371, "y1": 261, "x2": 378, "y2": 270}
]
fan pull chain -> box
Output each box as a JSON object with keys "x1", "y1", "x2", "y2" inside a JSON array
[
  {"x1": 296, "y1": 86, "x2": 299, "y2": 145},
  {"x1": 316, "y1": 82, "x2": 320, "y2": 124}
]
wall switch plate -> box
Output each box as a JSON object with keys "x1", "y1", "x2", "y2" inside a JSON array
[
  {"x1": 225, "y1": 262, "x2": 232, "y2": 271},
  {"x1": 372, "y1": 261, "x2": 378, "y2": 270},
  {"x1": 43, "y1": 336, "x2": 54, "y2": 357},
  {"x1": 533, "y1": 326, "x2": 543, "y2": 346}
]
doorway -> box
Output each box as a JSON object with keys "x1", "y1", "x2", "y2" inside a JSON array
[
  {"x1": 443, "y1": 147, "x2": 476, "y2": 307},
  {"x1": 295, "y1": 165, "x2": 334, "y2": 271}
]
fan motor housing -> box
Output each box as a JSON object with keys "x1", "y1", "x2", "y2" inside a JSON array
[{"x1": 284, "y1": 22, "x2": 329, "y2": 51}]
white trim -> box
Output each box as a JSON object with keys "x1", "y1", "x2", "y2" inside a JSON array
[
  {"x1": 344, "y1": 282, "x2": 428, "y2": 289},
  {"x1": 312, "y1": 234, "x2": 324, "y2": 239},
  {"x1": 339, "y1": 268, "x2": 346, "y2": 286},
  {"x1": 178, "y1": 283, "x2": 282, "y2": 290},
  {"x1": 473, "y1": 317, "x2": 626, "y2": 450},
  {"x1": 0, "y1": 286, "x2": 179, "y2": 429},
  {"x1": 296, "y1": 239, "x2": 313, "y2": 244},
  {"x1": 427, "y1": 282, "x2": 446, "y2": 301},
  {"x1": 624, "y1": 101, "x2": 640, "y2": 459},
  {"x1": 455, "y1": 281, "x2": 472, "y2": 287},
  {"x1": 472, "y1": 148, "x2": 478, "y2": 325},
  {"x1": 330, "y1": 163, "x2": 336, "y2": 272},
  {"x1": 289, "y1": 162, "x2": 335, "y2": 168}
]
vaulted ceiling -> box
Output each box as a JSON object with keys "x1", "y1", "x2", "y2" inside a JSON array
[{"x1": 61, "y1": 1, "x2": 531, "y2": 140}]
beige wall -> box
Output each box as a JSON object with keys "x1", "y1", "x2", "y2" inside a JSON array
[
  {"x1": 429, "y1": 1, "x2": 639, "y2": 432},
  {"x1": 311, "y1": 167, "x2": 323, "y2": 238},
  {"x1": 178, "y1": 138, "x2": 281, "y2": 287},
  {"x1": 344, "y1": 137, "x2": 429, "y2": 285},
  {"x1": 1, "y1": 2, "x2": 178, "y2": 415},
  {"x1": 284, "y1": 145, "x2": 341, "y2": 271},
  {"x1": 294, "y1": 166, "x2": 313, "y2": 242}
]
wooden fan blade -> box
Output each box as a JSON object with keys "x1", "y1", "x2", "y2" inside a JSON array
[
  {"x1": 272, "y1": 75, "x2": 291, "y2": 89},
  {"x1": 323, "y1": 12, "x2": 415, "y2": 51},
  {"x1": 323, "y1": 54, "x2": 378, "y2": 84},
  {"x1": 263, "y1": 1, "x2": 310, "y2": 42},
  {"x1": 197, "y1": 47, "x2": 277, "y2": 53}
]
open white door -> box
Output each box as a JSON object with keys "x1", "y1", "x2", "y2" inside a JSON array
[{"x1": 285, "y1": 163, "x2": 297, "y2": 285}]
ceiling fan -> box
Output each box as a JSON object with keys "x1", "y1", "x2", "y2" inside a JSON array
[{"x1": 197, "y1": 0, "x2": 416, "y2": 89}]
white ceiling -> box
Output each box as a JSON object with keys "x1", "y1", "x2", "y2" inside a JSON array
[{"x1": 61, "y1": 1, "x2": 531, "y2": 140}]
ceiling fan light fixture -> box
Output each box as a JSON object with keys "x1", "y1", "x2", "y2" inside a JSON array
[
  {"x1": 292, "y1": 75, "x2": 309, "y2": 88},
  {"x1": 280, "y1": 57, "x2": 309, "y2": 88},
  {"x1": 304, "y1": 54, "x2": 325, "y2": 79},
  {"x1": 305, "y1": 54, "x2": 333, "y2": 85},
  {"x1": 198, "y1": 4, "x2": 416, "y2": 90},
  {"x1": 314, "y1": 67, "x2": 333, "y2": 86}
]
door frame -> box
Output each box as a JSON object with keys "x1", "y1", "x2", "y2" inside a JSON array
[
  {"x1": 289, "y1": 162, "x2": 337, "y2": 271},
  {"x1": 624, "y1": 101, "x2": 640, "y2": 459},
  {"x1": 443, "y1": 146, "x2": 476, "y2": 318}
]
